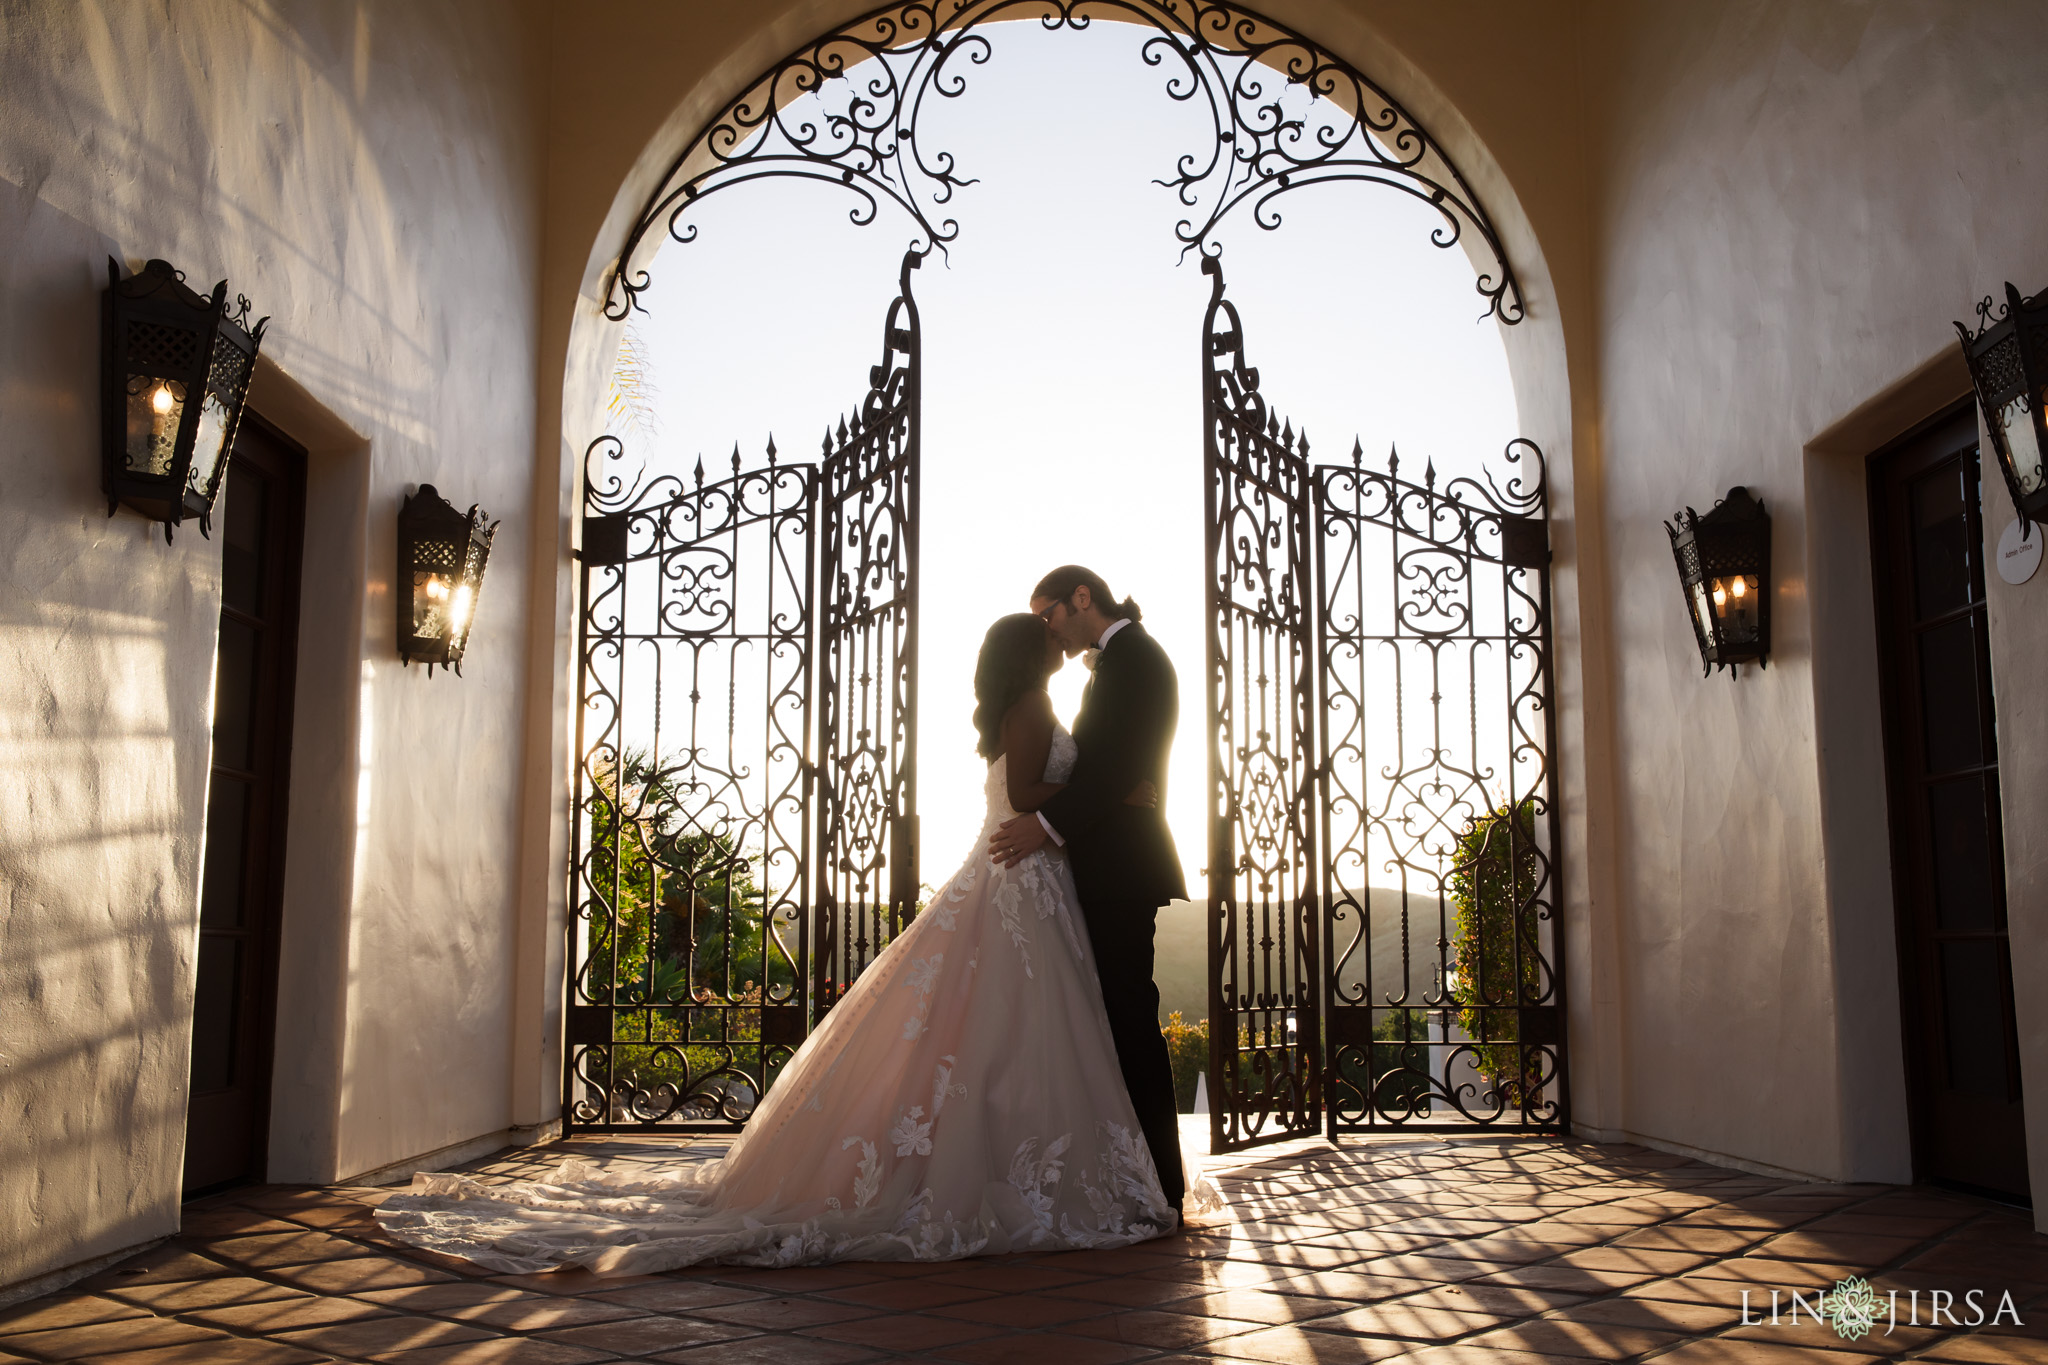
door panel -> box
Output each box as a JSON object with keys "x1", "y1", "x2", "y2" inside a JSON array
[
  {"x1": 184, "y1": 415, "x2": 304, "y2": 1195},
  {"x1": 1870, "y1": 405, "x2": 2030, "y2": 1202}
]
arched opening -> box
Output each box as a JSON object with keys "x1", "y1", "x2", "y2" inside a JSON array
[{"x1": 562, "y1": 1, "x2": 1566, "y2": 1153}]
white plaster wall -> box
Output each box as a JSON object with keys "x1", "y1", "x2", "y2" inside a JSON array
[
  {"x1": 1588, "y1": 0, "x2": 2048, "y2": 1201},
  {"x1": 0, "y1": 0, "x2": 545, "y2": 1288}
]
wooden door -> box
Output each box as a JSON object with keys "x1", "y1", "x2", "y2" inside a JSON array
[
  {"x1": 184, "y1": 416, "x2": 304, "y2": 1195},
  {"x1": 1870, "y1": 405, "x2": 2030, "y2": 1202}
]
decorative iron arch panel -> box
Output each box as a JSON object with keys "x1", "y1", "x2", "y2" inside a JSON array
[{"x1": 604, "y1": 0, "x2": 1525, "y2": 324}]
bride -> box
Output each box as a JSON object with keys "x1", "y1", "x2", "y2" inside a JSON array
[{"x1": 377, "y1": 613, "x2": 1214, "y2": 1274}]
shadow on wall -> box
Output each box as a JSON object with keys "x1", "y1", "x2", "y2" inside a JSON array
[{"x1": 1155, "y1": 887, "x2": 1442, "y2": 1023}]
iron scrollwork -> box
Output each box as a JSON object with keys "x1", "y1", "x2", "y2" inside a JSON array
[
  {"x1": 1315, "y1": 427, "x2": 1565, "y2": 1133},
  {"x1": 569, "y1": 436, "x2": 817, "y2": 1129},
  {"x1": 604, "y1": 0, "x2": 1524, "y2": 324},
  {"x1": 1202, "y1": 255, "x2": 1566, "y2": 1144},
  {"x1": 567, "y1": 251, "x2": 925, "y2": 1132},
  {"x1": 1201, "y1": 254, "x2": 1322, "y2": 1155},
  {"x1": 817, "y1": 250, "x2": 925, "y2": 1011}
]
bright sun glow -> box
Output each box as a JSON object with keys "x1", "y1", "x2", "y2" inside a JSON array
[{"x1": 612, "y1": 21, "x2": 1518, "y2": 895}]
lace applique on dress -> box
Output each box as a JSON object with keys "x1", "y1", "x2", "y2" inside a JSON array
[
  {"x1": 990, "y1": 867, "x2": 1034, "y2": 978},
  {"x1": 900, "y1": 953, "x2": 944, "y2": 1039},
  {"x1": 843, "y1": 1136, "x2": 883, "y2": 1209}
]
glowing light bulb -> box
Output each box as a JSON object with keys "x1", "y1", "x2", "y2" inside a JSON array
[
  {"x1": 1712, "y1": 584, "x2": 1727, "y2": 608},
  {"x1": 425, "y1": 578, "x2": 449, "y2": 601},
  {"x1": 1730, "y1": 576, "x2": 1747, "y2": 599},
  {"x1": 151, "y1": 384, "x2": 175, "y2": 415}
]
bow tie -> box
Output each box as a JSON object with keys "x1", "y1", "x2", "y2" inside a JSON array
[{"x1": 1082, "y1": 647, "x2": 1102, "y2": 672}]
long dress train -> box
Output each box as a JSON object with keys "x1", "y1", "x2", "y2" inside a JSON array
[{"x1": 376, "y1": 725, "x2": 1205, "y2": 1274}]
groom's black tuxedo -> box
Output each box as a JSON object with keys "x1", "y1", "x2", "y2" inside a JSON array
[
  {"x1": 1040, "y1": 621, "x2": 1187, "y2": 1206},
  {"x1": 1041, "y1": 622, "x2": 1188, "y2": 907}
]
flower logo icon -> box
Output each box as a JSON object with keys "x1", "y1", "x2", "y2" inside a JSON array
[{"x1": 1824, "y1": 1276, "x2": 1881, "y2": 1341}]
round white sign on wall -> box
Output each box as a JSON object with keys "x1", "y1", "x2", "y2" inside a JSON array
[{"x1": 1997, "y1": 518, "x2": 2041, "y2": 585}]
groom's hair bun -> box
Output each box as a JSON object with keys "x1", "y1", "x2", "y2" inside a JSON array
[{"x1": 1032, "y1": 564, "x2": 1141, "y2": 623}]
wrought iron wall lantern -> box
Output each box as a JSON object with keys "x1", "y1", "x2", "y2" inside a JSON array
[
  {"x1": 101, "y1": 258, "x2": 267, "y2": 541},
  {"x1": 1956, "y1": 282, "x2": 2048, "y2": 530},
  {"x1": 397, "y1": 484, "x2": 496, "y2": 676},
  {"x1": 1665, "y1": 487, "x2": 1771, "y2": 677}
]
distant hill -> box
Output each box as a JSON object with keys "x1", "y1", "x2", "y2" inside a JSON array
[{"x1": 1154, "y1": 887, "x2": 1451, "y2": 1025}]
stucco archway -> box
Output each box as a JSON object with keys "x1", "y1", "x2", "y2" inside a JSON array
[{"x1": 519, "y1": 0, "x2": 1609, "y2": 1146}]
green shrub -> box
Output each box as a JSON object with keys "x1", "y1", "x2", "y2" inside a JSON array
[
  {"x1": 582, "y1": 750, "x2": 795, "y2": 1113},
  {"x1": 1161, "y1": 1011, "x2": 1208, "y2": 1112},
  {"x1": 1447, "y1": 800, "x2": 1545, "y2": 1108}
]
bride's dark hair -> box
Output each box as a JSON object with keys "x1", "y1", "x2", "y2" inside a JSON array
[{"x1": 972, "y1": 613, "x2": 1053, "y2": 759}]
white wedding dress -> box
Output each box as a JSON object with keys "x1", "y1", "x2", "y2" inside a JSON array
[{"x1": 377, "y1": 725, "x2": 1208, "y2": 1275}]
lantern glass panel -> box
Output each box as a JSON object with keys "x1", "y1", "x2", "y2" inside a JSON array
[
  {"x1": 189, "y1": 387, "x2": 232, "y2": 495},
  {"x1": 188, "y1": 331, "x2": 254, "y2": 501},
  {"x1": 450, "y1": 580, "x2": 477, "y2": 639},
  {"x1": 1710, "y1": 573, "x2": 1761, "y2": 644},
  {"x1": 1996, "y1": 391, "x2": 2046, "y2": 499},
  {"x1": 125, "y1": 377, "x2": 186, "y2": 476},
  {"x1": 413, "y1": 570, "x2": 458, "y2": 640},
  {"x1": 1690, "y1": 579, "x2": 1714, "y2": 642}
]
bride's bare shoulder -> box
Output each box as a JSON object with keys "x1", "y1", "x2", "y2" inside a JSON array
[{"x1": 1004, "y1": 687, "x2": 1054, "y2": 720}]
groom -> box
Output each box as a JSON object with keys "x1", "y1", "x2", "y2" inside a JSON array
[{"x1": 988, "y1": 565, "x2": 1187, "y2": 1210}]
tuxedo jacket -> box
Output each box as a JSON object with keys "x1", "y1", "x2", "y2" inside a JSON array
[{"x1": 1040, "y1": 622, "x2": 1188, "y2": 911}]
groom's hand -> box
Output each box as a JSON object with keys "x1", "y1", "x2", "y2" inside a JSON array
[{"x1": 988, "y1": 814, "x2": 1050, "y2": 868}]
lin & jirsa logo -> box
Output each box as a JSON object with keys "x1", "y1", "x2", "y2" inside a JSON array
[{"x1": 1741, "y1": 1276, "x2": 2026, "y2": 1342}]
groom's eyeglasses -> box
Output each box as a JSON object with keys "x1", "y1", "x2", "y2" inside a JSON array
[{"x1": 1037, "y1": 596, "x2": 1073, "y2": 624}]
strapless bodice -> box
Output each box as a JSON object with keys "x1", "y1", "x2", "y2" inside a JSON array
[{"x1": 983, "y1": 723, "x2": 1077, "y2": 827}]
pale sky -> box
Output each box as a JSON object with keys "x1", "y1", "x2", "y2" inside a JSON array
[{"x1": 609, "y1": 20, "x2": 1519, "y2": 901}]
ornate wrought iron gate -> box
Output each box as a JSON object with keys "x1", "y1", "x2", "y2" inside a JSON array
[
  {"x1": 567, "y1": 252, "x2": 923, "y2": 1131},
  {"x1": 816, "y1": 254, "x2": 923, "y2": 1016},
  {"x1": 576, "y1": 0, "x2": 1557, "y2": 1147},
  {"x1": 1204, "y1": 259, "x2": 1566, "y2": 1151},
  {"x1": 1201, "y1": 257, "x2": 1322, "y2": 1153}
]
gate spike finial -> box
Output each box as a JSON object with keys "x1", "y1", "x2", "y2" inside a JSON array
[
  {"x1": 1281, "y1": 419, "x2": 1293, "y2": 449},
  {"x1": 731, "y1": 441, "x2": 741, "y2": 475},
  {"x1": 1388, "y1": 443, "x2": 1399, "y2": 475},
  {"x1": 1351, "y1": 436, "x2": 1363, "y2": 468},
  {"x1": 822, "y1": 427, "x2": 833, "y2": 458},
  {"x1": 837, "y1": 415, "x2": 848, "y2": 445},
  {"x1": 1267, "y1": 412, "x2": 1280, "y2": 439},
  {"x1": 693, "y1": 454, "x2": 705, "y2": 486},
  {"x1": 1298, "y1": 427, "x2": 1309, "y2": 459},
  {"x1": 1424, "y1": 457, "x2": 1437, "y2": 489},
  {"x1": 766, "y1": 433, "x2": 777, "y2": 465}
]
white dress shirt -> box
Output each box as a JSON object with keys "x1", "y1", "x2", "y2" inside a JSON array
[{"x1": 1037, "y1": 618, "x2": 1132, "y2": 845}]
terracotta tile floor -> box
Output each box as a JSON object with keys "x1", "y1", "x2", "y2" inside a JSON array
[{"x1": 7, "y1": 1126, "x2": 2045, "y2": 1364}]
